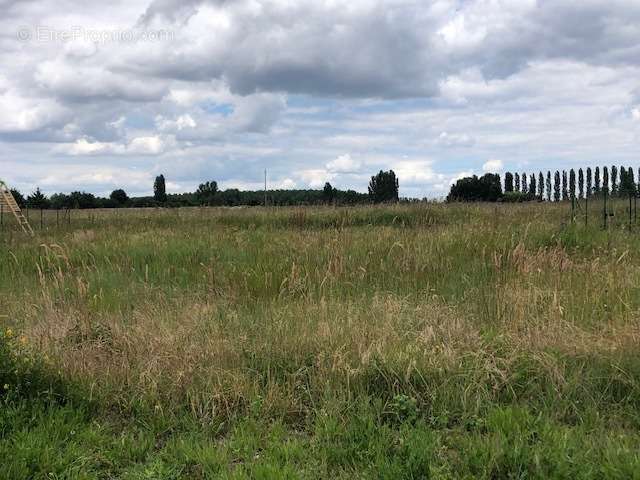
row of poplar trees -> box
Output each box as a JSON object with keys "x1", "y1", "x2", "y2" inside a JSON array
[{"x1": 504, "y1": 166, "x2": 638, "y2": 201}]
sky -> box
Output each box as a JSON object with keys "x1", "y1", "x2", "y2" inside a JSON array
[{"x1": 1, "y1": 0, "x2": 640, "y2": 199}]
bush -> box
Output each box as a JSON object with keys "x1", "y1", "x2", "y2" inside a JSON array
[{"x1": 501, "y1": 192, "x2": 538, "y2": 203}]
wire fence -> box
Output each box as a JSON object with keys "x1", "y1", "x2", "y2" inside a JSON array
[
  {"x1": 570, "y1": 192, "x2": 638, "y2": 230},
  {"x1": 1, "y1": 197, "x2": 640, "y2": 236}
]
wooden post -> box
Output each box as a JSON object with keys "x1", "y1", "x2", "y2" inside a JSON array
[
  {"x1": 585, "y1": 196, "x2": 588, "y2": 227},
  {"x1": 603, "y1": 188, "x2": 608, "y2": 230}
]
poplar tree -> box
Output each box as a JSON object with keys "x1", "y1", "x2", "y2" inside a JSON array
[
  {"x1": 619, "y1": 167, "x2": 636, "y2": 195},
  {"x1": 522, "y1": 172, "x2": 528, "y2": 194},
  {"x1": 578, "y1": 168, "x2": 584, "y2": 199},
  {"x1": 569, "y1": 169, "x2": 576, "y2": 199},
  {"x1": 611, "y1": 165, "x2": 618, "y2": 195},
  {"x1": 562, "y1": 171, "x2": 568, "y2": 200},
  {"x1": 594, "y1": 167, "x2": 601, "y2": 194},
  {"x1": 603, "y1": 166, "x2": 609, "y2": 194},
  {"x1": 554, "y1": 171, "x2": 561, "y2": 202},
  {"x1": 515, "y1": 173, "x2": 520, "y2": 192},
  {"x1": 538, "y1": 172, "x2": 544, "y2": 200},
  {"x1": 586, "y1": 167, "x2": 592, "y2": 197},
  {"x1": 546, "y1": 171, "x2": 552, "y2": 201},
  {"x1": 504, "y1": 172, "x2": 514, "y2": 192},
  {"x1": 154, "y1": 174, "x2": 167, "y2": 203},
  {"x1": 529, "y1": 174, "x2": 536, "y2": 199},
  {"x1": 619, "y1": 167, "x2": 627, "y2": 195}
]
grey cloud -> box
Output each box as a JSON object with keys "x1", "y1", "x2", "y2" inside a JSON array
[
  {"x1": 3, "y1": 0, "x2": 640, "y2": 198},
  {"x1": 138, "y1": 0, "x2": 204, "y2": 25},
  {"x1": 126, "y1": 1, "x2": 640, "y2": 99},
  {"x1": 138, "y1": 0, "x2": 234, "y2": 25}
]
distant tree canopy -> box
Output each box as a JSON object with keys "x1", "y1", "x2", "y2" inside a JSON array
[
  {"x1": 26, "y1": 187, "x2": 50, "y2": 209},
  {"x1": 110, "y1": 189, "x2": 129, "y2": 206},
  {"x1": 368, "y1": 170, "x2": 399, "y2": 203},
  {"x1": 195, "y1": 181, "x2": 218, "y2": 205},
  {"x1": 447, "y1": 173, "x2": 502, "y2": 202},
  {"x1": 15, "y1": 163, "x2": 640, "y2": 211},
  {"x1": 323, "y1": 182, "x2": 337, "y2": 204},
  {"x1": 9, "y1": 189, "x2": 25, "y2": 208},
  {"x1": 498, "y1": 165, "x2": 640, "y2": 203},
  {"x1": 50, "y1": 191, "x2": 101, "y2": 209}
]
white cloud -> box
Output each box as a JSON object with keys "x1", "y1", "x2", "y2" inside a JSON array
[
  {"x1": 482, "y1": 159, "x2": 504, "y2": 172},
  {"x1": 0, "y1": 91, "x2": 69, "y2": 133},
  {"x1": 298, "y1": 169, "x2": 335, "y2": 189},
  {"x1": 127, "y1": 136, "x2": 167, "y2": 155},
  {"x1": 436, "y1": 131, "x2": 475, "y2": 147},
  {"x1": 326, "y1": 154, "x2": 361, "y2": 173},
  {"x1": 58, "y1": 135, "x2": 171, "y2": 156}
]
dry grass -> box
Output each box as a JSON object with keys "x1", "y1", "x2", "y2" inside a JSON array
[{"x1": 3, "y1": 202, "x2": 640, "y2": 424}]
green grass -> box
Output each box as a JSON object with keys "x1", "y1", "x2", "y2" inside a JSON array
[{"x1": 2, "y1": 202, "x2": 640, "y2": 478}]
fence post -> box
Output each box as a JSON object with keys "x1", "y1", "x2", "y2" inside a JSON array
[
  {"x1": 585, "y1": 196, "x2": 588, "y2": 227},
  {"x1": 603, "y1": 188, "x2": 608, "y2": 230}
]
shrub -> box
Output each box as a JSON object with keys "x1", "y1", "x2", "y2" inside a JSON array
[{"x1": 501, "y1": 192, "x2": 537, "y2": 203}]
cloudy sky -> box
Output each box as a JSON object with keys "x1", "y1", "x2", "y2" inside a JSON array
[{"x1": 1, "y1": 0, "x2": 640, "y2": 198}]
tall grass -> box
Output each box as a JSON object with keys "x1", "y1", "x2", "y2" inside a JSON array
[{"x1": 2, "y1": 202, "x2": 640, "y2": 477}]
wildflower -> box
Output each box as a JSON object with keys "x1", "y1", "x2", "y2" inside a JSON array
[
  {"x1": 3, "y1": 384, "x2": 8, "y2": 390},
  {"x1": 19, "y1": 335, "x2": 27, "y2": 345},
  {"x1": 5, "y1": 329, "x2": 12, "y2": 338}
]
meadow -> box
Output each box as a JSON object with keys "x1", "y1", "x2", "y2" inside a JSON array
[{"x1": 2, "y1": 201, "x2": 640, "y2": 479}]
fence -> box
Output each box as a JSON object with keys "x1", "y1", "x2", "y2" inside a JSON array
[
  {"x1": 0, "y1": 206, "x2": 213, "y2": 234},
  {"x1": 570, "y1": 191, "x2": 638, "y2": 230},
  {"x1": 2, "y1": 199, "x2": 640, "y2": 235},
  {"x1": 0, "y1": 206, "x2": 73, "y2": 231}
]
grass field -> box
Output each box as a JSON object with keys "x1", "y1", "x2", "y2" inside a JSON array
[{"x1": 3, "y1": 202, "x2": 640, "y2": 478}]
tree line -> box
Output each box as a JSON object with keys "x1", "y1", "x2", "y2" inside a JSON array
[
  {"x1": 8, "y1": 170, "x2": 400, "y2": 209},
  {"x1": 448, "y1": 166, "x2": 640, "y2": 202}
]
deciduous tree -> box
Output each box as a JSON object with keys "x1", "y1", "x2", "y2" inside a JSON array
[
  {"x1": 368, "y1": 170, "x2": 399, "y2": 203},
  {"x1": 195, "y1": 181, "x2": 218, "y2": 205}
]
